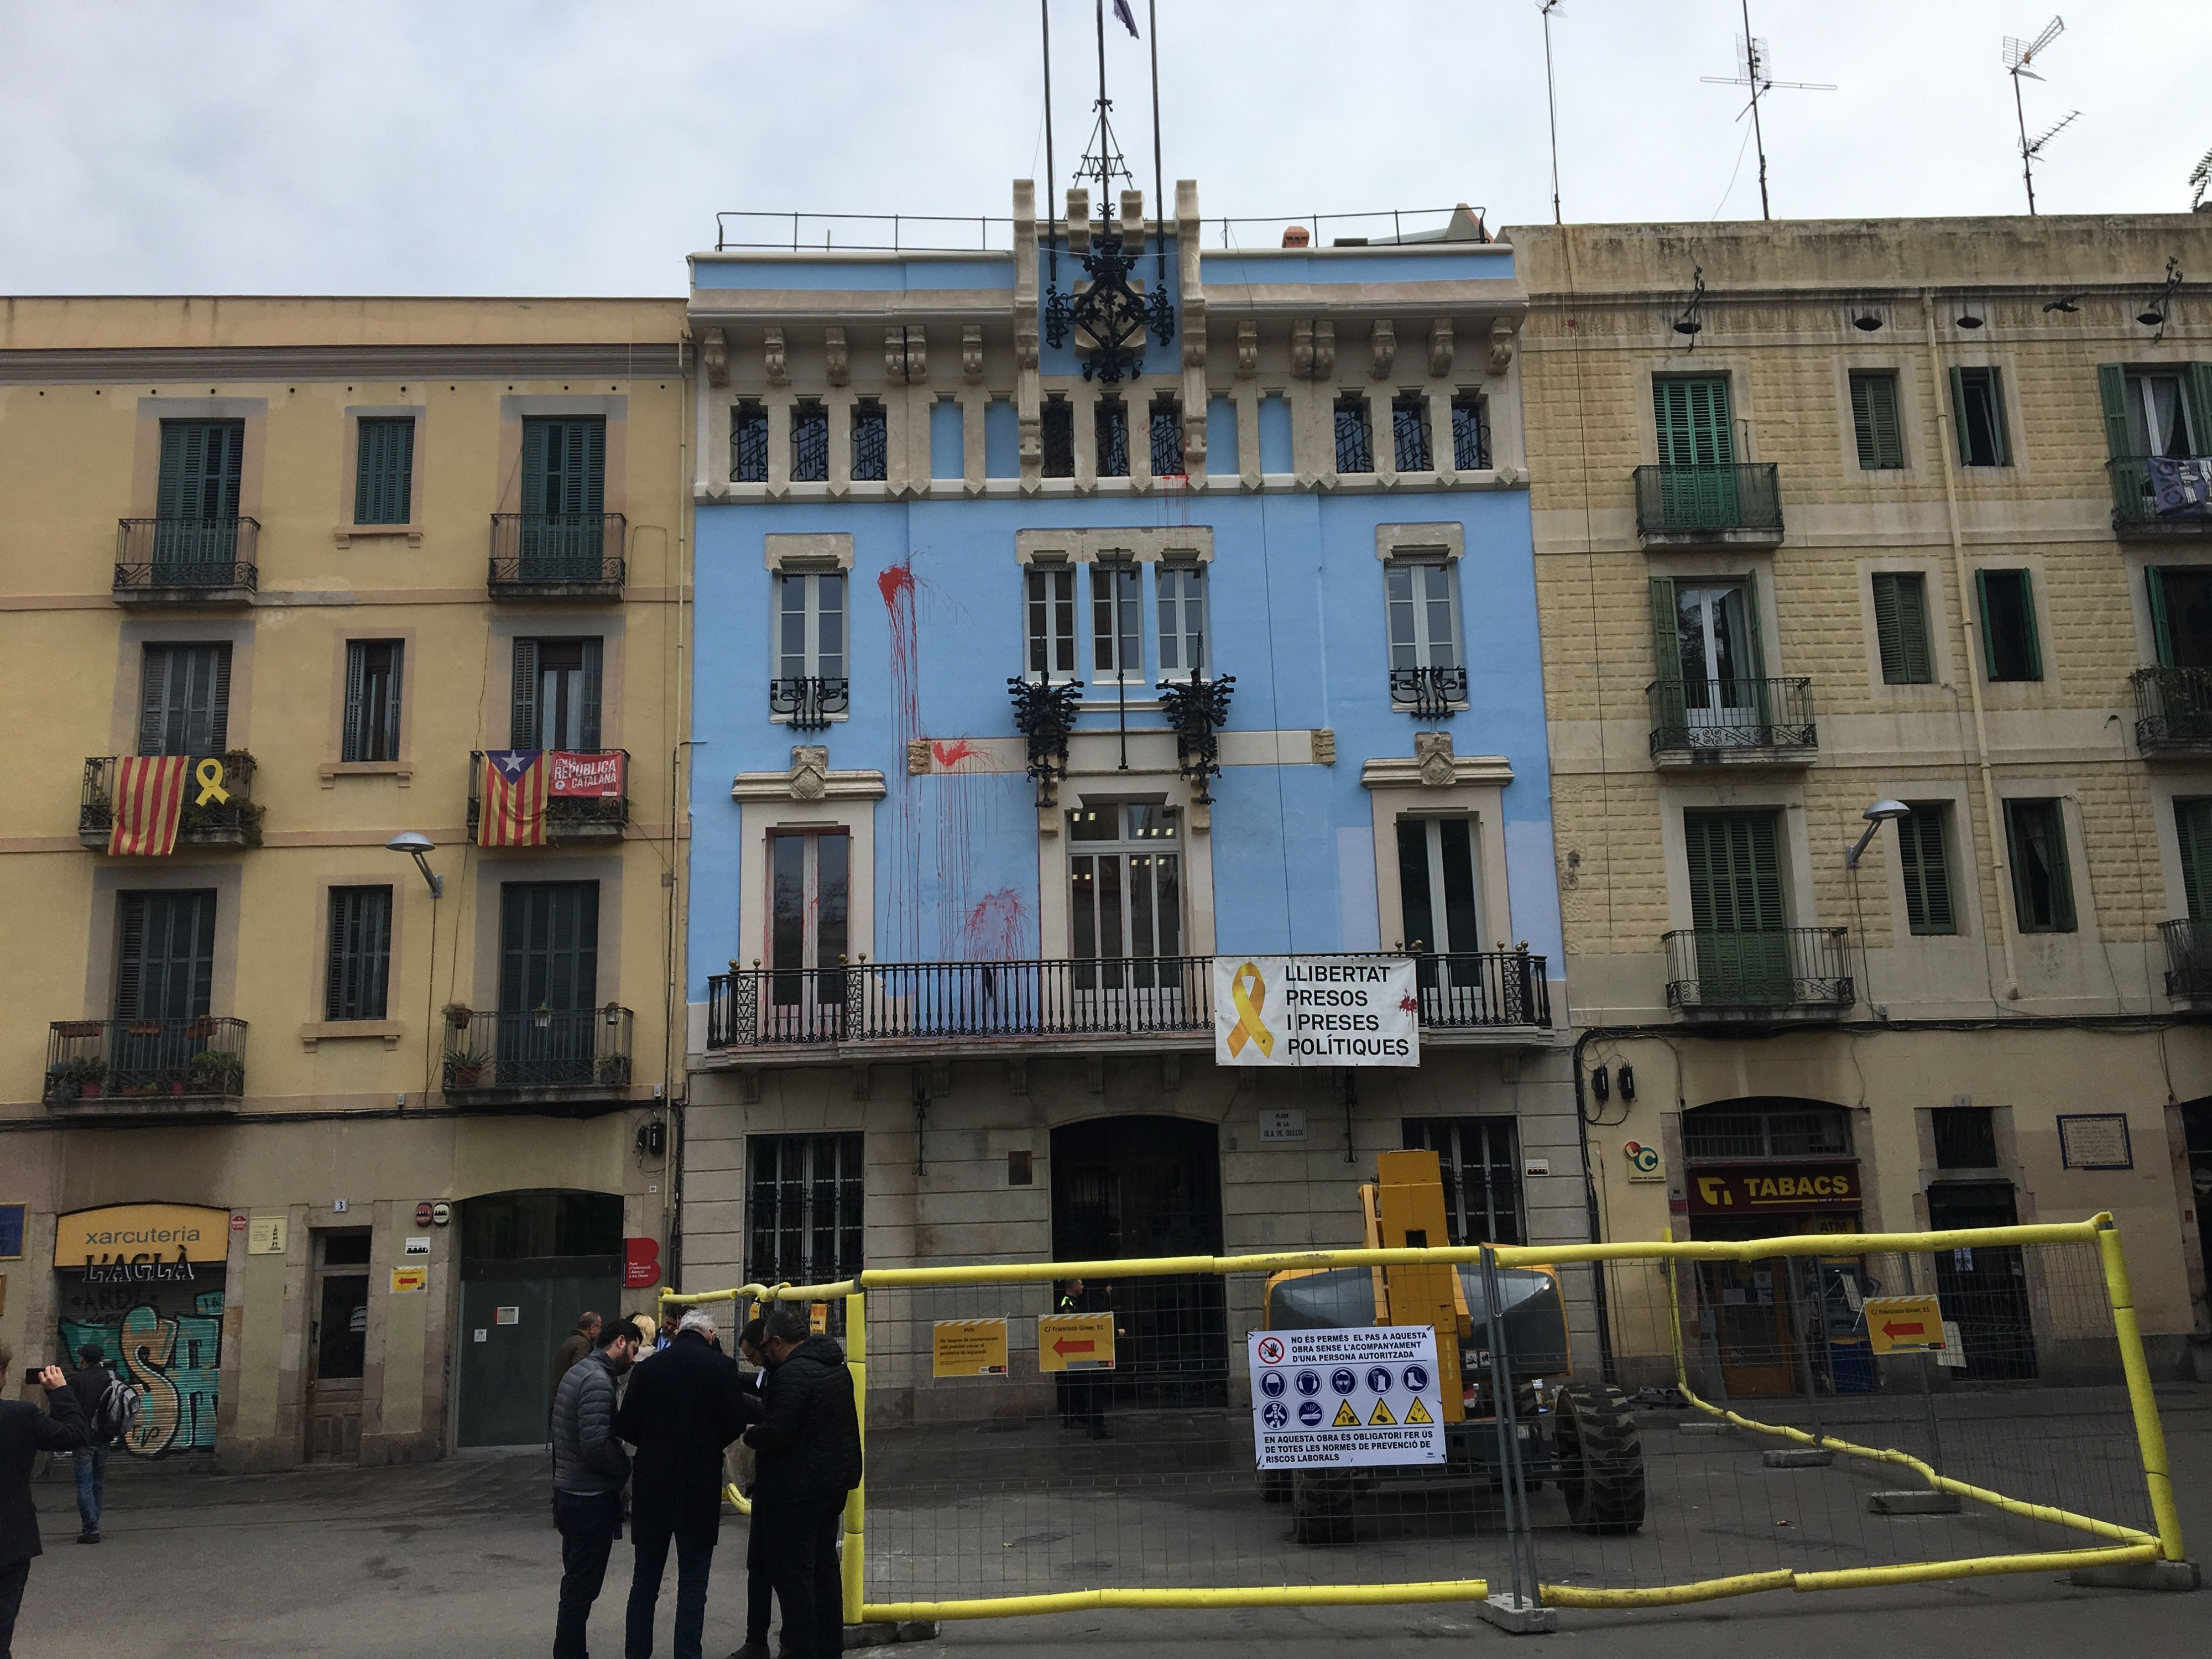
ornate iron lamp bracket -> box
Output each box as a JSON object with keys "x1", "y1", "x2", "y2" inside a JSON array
[
  {"x1": 1158, "y1": 669, "x2": 1235, "y2": 804},
  {"x1": 1007, "y1": 677, "x2": 1085, "y2": 807}
]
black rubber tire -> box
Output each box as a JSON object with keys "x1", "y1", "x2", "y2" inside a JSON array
[
  {"x1": 1259, "y1": 1469, "x2": 1291, "y2": 1504},
  {"x1": 1290, "y1": 1469, "x2": 1355, "y2": 1546},
  {"x1": 1556, "y1": 1383, "x2": 1646, "y2": 1535}
]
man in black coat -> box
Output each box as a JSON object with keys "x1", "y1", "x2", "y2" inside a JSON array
[
  {"x1": 2, "y1": 1349, "x2": 89, "y2": 1659},
  {"x1": 745, "y1": 1307, "x2": 863, "y2": 1659},
  {"x1": 612, "y1": 1309, "x2": 751, "y2": 1659}
]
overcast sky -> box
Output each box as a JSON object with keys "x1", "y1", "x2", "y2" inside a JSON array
[{"x1": 2, "y1": 1, "x2": 2205, "y2": 296}]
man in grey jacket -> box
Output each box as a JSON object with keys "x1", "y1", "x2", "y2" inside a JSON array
[{"x1": 551, "y1": 1314, "x2": 643, "y2": 1659}]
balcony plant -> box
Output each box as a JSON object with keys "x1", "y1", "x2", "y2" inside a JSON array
[
  {"x1": 65, "y1": 1056, "x2": 108, "y2": 1099},
  {"x1": 445, "y1": 1048, "x2": 489, "y2": 1089},
  {"x1": 188, "y1": 1050, "x2": 244, "y2": 1094},
  {"x1": 597, "y1": 1053, "x2": 632, "y2": 1087},
  {"x1": 126, "y1": 1020, "x2": 164, "y2": 1039},
  {"x1": 531, "y1": 1001, "x2": 554, "y2": 1030},
  {"x1": 441, "y1": 1002, "x2": 474, "y2": 1031}
]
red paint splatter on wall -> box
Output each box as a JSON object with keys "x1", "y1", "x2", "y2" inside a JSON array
[
  {"x1": 961, "y1": 889, "x2": 1028, "y2": 960},
  {"x1": 881, "y1": 559, "x2": 925, "y2": 961},
  {"x1": 931, "y1": 738, "x2": 982, "y2": 770}
]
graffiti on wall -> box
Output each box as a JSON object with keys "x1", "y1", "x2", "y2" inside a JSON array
[{"x1": 59, "y1": 1276, "x2": 224, "y2": 1456}]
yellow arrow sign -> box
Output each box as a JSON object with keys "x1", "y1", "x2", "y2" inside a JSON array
[{"x1": 1864, "y1": 1294, "x2": 1944, "y2": 1355}]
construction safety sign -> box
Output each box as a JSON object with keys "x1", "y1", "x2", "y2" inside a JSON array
[
  {"x1": 1037, "y1": 1312, "x2": 1116, "y2": 1372},
  {"x1": 1249, "y1": 1326, "x2": 1445, "y2": 1468}
]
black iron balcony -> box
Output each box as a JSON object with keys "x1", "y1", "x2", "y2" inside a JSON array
[
  {"x1": 769, "y1": 676, "x2": 850, "y2": 729},
  {"x1": 2162, "y1": 919, "x2": 2212, "y2": 998},
  {"x1": 2108, "y1": 456, "x2": 2212, "y2": 538},
  {"x1": 114, "y1": 517, "x2": 258, "y2": 602},
  {"x1": 1663, "y1": 927, "x2": 1853, "y2": 1014},
  {"x1": 1389, "y1": 666, "x2": 1468, "y2": 718},
  {"x1": 1632, "y1": 463, "x2": 1784, "y2": 544},
  {"x1": 45, "y1": 1016, "x2": 247, "y2": 1112},
  {"x1": 1647, "y1": 678, "x2": 1816, "y2": 764},
  {"x1": 80, "y1": 754, "x2": 260, "y2": 849},
  {"x1": 442, "y1": 1005, "x2": 633, "y2": 1098},
  {"x1": 2132, "y1": 667, "x2": 2212, "y2": 754},
  {"x1": 704, "y1": 950, "x2": 1550, "y2": 1051},
  {"x1": 467, "y1": 750, "x2": 629, "y2": 842},
  {"x1": 488, "y1": 513, "x2": 627, "y2": 597}
]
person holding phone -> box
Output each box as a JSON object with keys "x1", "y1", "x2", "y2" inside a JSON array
[{"x1": 2, "y1": 1345, "x2": 90, "y2": 1658}]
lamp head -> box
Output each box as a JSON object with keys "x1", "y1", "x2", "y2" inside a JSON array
[
  {"x1": 387, "y1": 831, "x2": 443, "y2": 898},
  {"x1": 1862, "y1": 800, "x2": 1911, "y2": 824}
]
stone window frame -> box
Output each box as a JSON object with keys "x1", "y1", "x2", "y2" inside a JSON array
[{"x1": 334, "y1": 405, "x2": 427, "y2": 547}]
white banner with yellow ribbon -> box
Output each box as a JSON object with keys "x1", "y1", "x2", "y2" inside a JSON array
[{"x1": 1213, "y1": 956, "x2": 1420, "y2": 1068}]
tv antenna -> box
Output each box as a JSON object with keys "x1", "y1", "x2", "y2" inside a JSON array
[
  {"x1": 1540, "y1": 2, "x2": 1566, "y2": 226},
  {"x1": 2004, "y1": 17, "x2": 2074, "y2": 215},
  {"x1": 1700, "y1": 1, "x2": 1835, "y2": 220}
]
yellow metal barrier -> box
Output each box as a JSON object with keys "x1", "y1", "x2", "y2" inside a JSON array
[{"x1": 664, "y1": 1214, "x2": 2181, "y2": 1622}]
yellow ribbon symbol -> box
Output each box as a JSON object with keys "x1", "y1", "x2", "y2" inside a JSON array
[
  {"x1": 1227, "y1": 961, "x2": 1274, "y2": 1058},
  {"x1": 193, "y1": 758, "x2": 229, "y2": 807}
]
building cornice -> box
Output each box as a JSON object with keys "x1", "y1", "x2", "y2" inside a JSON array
[{"x1": 0, "y1": 343, "x2": 689, "y2": 385}]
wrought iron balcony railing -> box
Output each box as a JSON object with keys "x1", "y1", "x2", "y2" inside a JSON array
[
  {"x1": 2108, "y1": 456, "x2": 2212, "y2": 536},
  {"x1": 705, "y1": 950, "x2": 1551, "y2": 1050},
  {"x1": 80, "y1": 754, "x2": 261, "y2": 848},
  {"x1": 467, "y1": 749, "x2": 629, "y2": 841},
  {"x1": 488, "y1": 513, "x2": 627, "y2": 593},
  {"x1": 2162, "y1": 919, "x2": 2212, "y2": 998},
  {"x1": 1389, "y1": 666, "x2": 1468, "y2": 718},
  {"x1": 442, "y1": 1006, "x2": 633, "y2": 1093},
  {"x1": 1647, "y1": 678, "x2": 1817, "y2": 758},
  {"x1": 769, "y1": 676, "x2": 850, "y2": 729},
  {"x1": 1663, "y1": 927, "x2": 1853, "y2": 1013},
  {"x1": 114, "y1": 517, "x2": 259, "y2": 598},
  {"x1": 2131, "y1": 666, "x2": 2212, "y2": 752},
  {"x1": 45, "y1": 1016, "x2": 247, "y2": 1108},
  {"x1": 1632, "y1": 463, "x2": 1784, "y2": 540}
]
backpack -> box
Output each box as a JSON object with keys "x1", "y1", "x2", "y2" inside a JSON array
[{"x1": 91, "y1": 1374, "x2": 142, "y2": 1446}]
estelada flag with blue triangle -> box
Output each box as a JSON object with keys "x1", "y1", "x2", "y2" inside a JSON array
[{"x1": 478, "y1": 749, "x2": 547, "y2": 847}]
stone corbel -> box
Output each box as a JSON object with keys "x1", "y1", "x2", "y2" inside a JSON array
[
  {"x1": 701, "y1": 327, "x2": 728, "y2": 388},
  {"x1": 1489, "y1": 317, "x2": 1515, "y2": 374},
  {"x1": 1312, "y1": 319, "x2": 1336, "y2": 379},
  {"x1": 906, "y1": 324, "x2": 927, "y2": 382},
  {"x1": 764, "y1": 326, "x2": 788, "y2": 387},
  {"x1": 1181, "y1": 295, "x2": 1207, "y2": 369},
  {"x1": 1311, "y1": 728, "x2": 1337, "y2": 765},
  {"x1": 1065, "y1": 188, "x2": 1091, "y2": 254},
  {"x1": 906, "y1": 738, "x2": 932, "y2": 776},
  {"x1": 1015, "y1": 319, "x2": 1039, "y2": 372},
  {"x1": 1370, "y1": 319, "x2": 1396, "y2": 379},
  {"x1": 1429, "y1": 319, "x2": 1454, "y2": 377},
  {"x1": 1119, "y1": 189, "x2": 1145, "y2": 244},
  {"x1": 825, "y1": 327, "x2": 848, "y2": 387},
  {"x1": 1290, "y1": 320, "x2": 1313, "y2": 380},
  {"x1": 962, "y1": 325, "x2": 984, "y2": 383},
  {"x1": 1236, "y1": 320, "x2": 1258, "y2": 379}
]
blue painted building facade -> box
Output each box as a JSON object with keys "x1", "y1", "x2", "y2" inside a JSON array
[{"x1": 679, "y1": 183, "x2": 1592, "y2": 1396}]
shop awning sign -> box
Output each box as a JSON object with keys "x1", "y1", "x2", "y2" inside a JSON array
[
  {"x1": 1214, "y1": 956, "x2": 1419, "y2": 1068},
  {"x1": 56, "y1": 1203, "x2": 231, "y2": 1267}
]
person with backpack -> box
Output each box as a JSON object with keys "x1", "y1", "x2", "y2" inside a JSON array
[
  {"x1": 66, "y1": 1345, "x2": 133, "y2": 1545},
  {"x1": 744, "y1": 1307, "x2": 863, "y2": 1659}
]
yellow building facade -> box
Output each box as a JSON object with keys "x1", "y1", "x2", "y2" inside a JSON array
[
  {"x1": 0, "y1": 297, "x2": 692, "y2": 1467},
  {"x1": 1513, "y1": 215, "x2": 2212, "y2": 1388}
]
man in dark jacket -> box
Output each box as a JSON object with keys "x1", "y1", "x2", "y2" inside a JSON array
[
  {"x1": 552, "y1": 1312, "x2": 602, "y2": 1401},
  {"x1": 551, "y1": 1316, "x2": 641, "y2": 1659},
  {"x1": 745, "y1": 1308, "x2": 863, "y2": 1659},
  {"x1": 2, "y1": 1348, "x2": 89, "y2": 1659},
  {"x1": 65, "y1": 1345, "x2": 116, "y2": 1543},
  {"x1": 613, "y1": 1309, "x2": 751, "y2": 1659}
]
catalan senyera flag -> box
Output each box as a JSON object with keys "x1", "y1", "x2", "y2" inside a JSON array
[
  {"x1": 108, "y1": 755, "x2": 191, "y2": 857},
  {"x1": 478, "y1": 750, "x2": 548, "y2": 847}
]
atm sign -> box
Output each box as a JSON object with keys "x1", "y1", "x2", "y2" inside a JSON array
[{"x1": 1687, "y1": 1162, "x2": 1860, "y2": 1213}]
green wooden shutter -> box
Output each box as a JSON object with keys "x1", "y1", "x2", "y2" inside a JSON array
[
  {"x1": 2018, "y1": 570, "x2": 2043, "y2": 680},
  {"x1": 208, "y1": 644, "x2": 231, "y2": 752},
  {"x1": 579, "y1": 638, "x2": 603, "y2": 750},
  {"x1": 1898, "y1": 806, "x2": 1955, "y2": 933},
  {"x1": 384, "y1": 642, "x2": 405, "y2": 761},
  {"x1": 2096, "y1": 364, "x2": 2133, "y2": 460},
  {"x1": 1740, "y1": 573, "x2": 1768, "y2": 679},
  {"x1": 114, "y1": 893, "x2": 147, "y2": 1020},
  {"x1": 522, "y1": 420, "x2": 550, "y2": 514},
  {"x1": 138, "y1": 649, "x2": 169, "y2": 756},
  {"x1": 155, "y1": 425, "x2": 190, "y2": 518},
  {"x1": 1648, "y1": 577, "x2": 1682, "y2": 740},
  {"x1": 510, "y1": 639, "x2": 539, "y2": 750},
  {"x1": 1653, "y1": 377, "x2": 1733, "y2": 466},
  {"x1": 354, "y1": 418, "x2": 414, "y2": 524},
  {"x1": 342, "y1": 641, "x2": 368, "y2": 761},
  {"x1": 2177, "y1": 800, "x2": 2212, "y2": 922},
  {"x1": 1873, "y1": 573, "x2": 1932, "y2": 685},
  {"x1": 1949, "y1": 368, "x2": 1970, "y2": 466},
  {"x1": 1851, "y1": 372, "x2": 1903, "y2": 469},
  {"x1": 2186, "y1": 364, "x2": 2212, "y2": 454},
  {"x1": 1974, "y1": 568, "x2": 1996, "y2": 678},
  {"x1": 2148, "y1": 567, "x2": 2174, "y2": 667},
  {"x1": 1988, "y1": 369, "x2": 2012, "y2": 466}
]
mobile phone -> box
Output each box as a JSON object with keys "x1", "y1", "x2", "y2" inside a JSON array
[{"x1": 22, "y1": 1368, "x2": 42, "y2": 1385}]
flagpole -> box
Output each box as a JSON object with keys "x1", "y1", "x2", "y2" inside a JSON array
[
  {"x1": 1095, "y1": 0, "x2": 1108, "y2": 133},
  {"x1": 1149, "y1": 0, "x2": 1165, "y2": 294},
  {"x1": 1041, "y1": 0, "x2": 1058, "y2": 281}
]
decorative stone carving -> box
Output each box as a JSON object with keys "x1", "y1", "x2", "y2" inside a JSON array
[
  {"x1": 1181, "y1": 295, "x2": 1207, "y2": 369},
  {"x1": 1415, "y1": 731, "x2": 1456, "y2": 787},
  {"x1": 1015, "y1": 318, "x2": 1039, "y2": 372},
  {"x1": 1369, "y1": 319, "x2": 1396, "y2": 379},
  {"x1": 1428, "y1": 319, "x2": 1453, "y2": 377},
  {"x1": 1312, "y1": 319, "x2": 1336, "y2": 379},
  {"x1": 790, "y1": 745, "x2": 829, "y2": 800},
  {"x1": 1489, "y1": 317, "x2": 1515, "y2": 374},
  {"x1": 1236, "y1": 320, "x2": 1258, "y2": 379},
  {"x1": 906, "y1": 738, "x2": 932, "y2": 776},
  {"x1": 962, "y1": 325, "x2": 984, "y2": 383},
  {"x1": 700, "y1": 326, "x2": 728, "y2": 388},
  {"x1": 763, "y1": 326, "x2": 788, "y2": 386},
  {"x1": 1311, "y1": 728, "x2": 1337, "y2": 765},
  {"x1": 1065, "y1": 187, "x2": 1091, "y2": 255},
  {"x1": 825, "y1": 326, "x2": 848, "y2": 386},
  {"x1": 1290, "y1": 320, "x2": 1313, "y2": 380},
  {"x1": 1119, "y1": 189, "x2": 1145, "y2": 243},
  {"x1": 884, "y1": 326, "x2": 928, "y2": 384}
]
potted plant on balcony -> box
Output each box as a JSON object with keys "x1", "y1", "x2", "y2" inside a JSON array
[
  {"x1": 596, "y1": 1053, "x2": 632, "y2": 1087},
  {"x1": 444, "y1": 1048, "x2": 488, "y2": 1090},
  {"x1": 65, "y1": 1057, "x2": 107, "y2": 1100},
  {"x1": 188, "y1": 1050, "x2": 244, "y2": 1095},
  {"x1": 126, "y1": 1020, "x2": 163, "y2": 1039},
  {"x1": 46, "y1": 1062, "x2": 74, "y2": 1103},
  {"x1": 441, "y1": 1003, "x2": 473, "y2": 1031},
  {"x1": 531, "y1": 1001, "x2": 555, "y2": 1031}
]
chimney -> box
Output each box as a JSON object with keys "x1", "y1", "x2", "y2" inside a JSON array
[{"x1": 1281, "y1": 225, "x2": 1311, "y2": 249}]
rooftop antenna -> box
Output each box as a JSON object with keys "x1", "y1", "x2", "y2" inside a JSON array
[
  {"x1": 1540, "y1": 2, "x2": 1566, "y2": 226},
  {"x1": 2003, "y1": 17, "x2": 2072, "y2": 215},
  {"x1": 1074, "y1": 0, "x2": 1138, "y2": 198},
  {"x1": 1699, "y1": 0, "x2": 1835, "y2": 220},
  {"x1": 2188, "y1": 143, "x2": 2212, "y2": 212}
]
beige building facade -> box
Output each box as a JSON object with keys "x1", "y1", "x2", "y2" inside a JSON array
[
  {"x1": 1513, "y1": 215, "x2": 2212, "y2": 1388},
  {"x1": 0, "y1": 297, "x2": 692, "y2": 1468}
]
